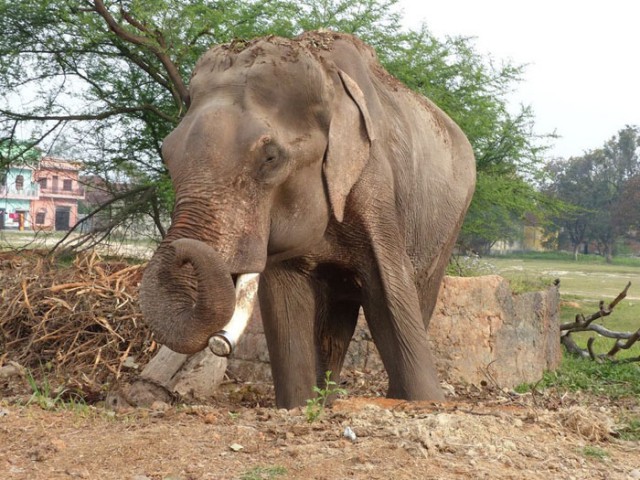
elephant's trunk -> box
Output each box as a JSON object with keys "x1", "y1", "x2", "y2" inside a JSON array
[{"x1": 139, "y1": 238, "x2": 259, "y2": 355}]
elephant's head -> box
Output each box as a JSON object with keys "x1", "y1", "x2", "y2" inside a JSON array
[{"x1": 139, "y1": 35, "x2": 375, "y2": 355}]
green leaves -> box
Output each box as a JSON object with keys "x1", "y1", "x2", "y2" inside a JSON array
[
  {"x1": 305, "y1": 370, "x2": 347, "y2": 423},
  {"x1": 0, "y1": 0, "x2": 548, "y2": 249}
]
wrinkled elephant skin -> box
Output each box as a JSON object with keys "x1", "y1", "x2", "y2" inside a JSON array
[{"x1": 139, "y1": 31, "x2": 476, "y2": 408}]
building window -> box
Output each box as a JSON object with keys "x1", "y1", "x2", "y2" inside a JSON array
[
  {"x1": 36, "y1": 211, "x2": 46, "y2": 225},
  {"x1": 39, "y1": 178, "x2": 48, "y2": 189},
  {"x1": 63, "y1": 179, "x2": 73, "y2": 191},
  {"x1": 15, "y1": 174, "x2": 24, "y2": 190},
  {"x1": 0, "y1": 172, "x2": 6, "y2": 186}
]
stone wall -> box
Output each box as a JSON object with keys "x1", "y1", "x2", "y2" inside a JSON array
[{"x1": 228, "y1": 275, "x2": 561, "y2": 389}]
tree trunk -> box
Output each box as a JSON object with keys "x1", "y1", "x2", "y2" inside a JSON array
[
  {"x1": 605, "y1": 243, "x2": 613, "y2": 264},
  {"x1": 121, "y1": 346, "x2": 227, "y2": 407}
]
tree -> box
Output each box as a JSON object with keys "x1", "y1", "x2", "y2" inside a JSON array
[
  {"x1": 376, "y1": 27, "x2": 550, "y2": 251},
  {"x1": 543, "y1": 126, "x2": 640, "y2": 261},
  {"x1": 0, "y1": 0, "x2": 546, "y2": 250},
  {"x1": 544, "y1": 155, "x2": 597, "y2": 258}
]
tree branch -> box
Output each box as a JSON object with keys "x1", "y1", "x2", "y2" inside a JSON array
[
  {"x1": 1, "y1": 105, "x2": 177, "y2": 124},
  {"x1": 91, "y1": 0, "x2": 189, "y2": 109},
  {"x1": 560, "y1": 282, "x2": 639, "y2": 363},
  {"x1": 606, "y1": 329, "x2": 640, "y2": 357},
  {"x1": 560, "y1": 281, "x2": 631, "y2": 330},
  {"x1": 50, "y1": 184, "x2": 156, "y2": 253}
]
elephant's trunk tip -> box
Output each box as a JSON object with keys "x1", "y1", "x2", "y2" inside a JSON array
[{"x1": 209, "y1": 331, "x2": 234, "y2": 357}]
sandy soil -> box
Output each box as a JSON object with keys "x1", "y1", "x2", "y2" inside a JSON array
[{"x1": 2, "y1": 383, "x2": 639, "y2": 480}]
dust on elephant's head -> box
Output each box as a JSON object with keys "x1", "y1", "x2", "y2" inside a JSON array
[{"x1": 161, "y1": 35, "x2": 374, "y2": 272}]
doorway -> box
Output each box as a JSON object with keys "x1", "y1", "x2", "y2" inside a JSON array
[{"x1": 55, "y1": 207, "x2": 71, "y2": 231}]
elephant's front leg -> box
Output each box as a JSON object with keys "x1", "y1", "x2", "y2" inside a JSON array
[
  {"x1": 361, "y1": 258, "x2": 445, "y2": 402},
  {"x1": 259, "y1": 265, "x2": 319, "y2": 409}
]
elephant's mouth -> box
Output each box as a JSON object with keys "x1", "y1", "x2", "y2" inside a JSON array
[{"x1": 208, "y1": 272, "x2": 260, "y2": 357}]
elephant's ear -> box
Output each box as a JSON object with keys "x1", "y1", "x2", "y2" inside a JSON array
[{"x1": 324, "y1": 70, "x2": 375, "y2": 222}]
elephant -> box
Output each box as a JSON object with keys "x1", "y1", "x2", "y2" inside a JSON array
[{"x1": 139, "y1": 31, "x2": 476, "y2": 409}]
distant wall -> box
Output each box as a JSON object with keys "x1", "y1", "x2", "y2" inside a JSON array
[{"x1": 228, "y1": 275, "x2": 561, "y2": 389}]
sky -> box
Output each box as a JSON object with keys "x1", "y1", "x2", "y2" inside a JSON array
[{"x1": 396, "y1": 0, "x2": 640, "y2": 159}]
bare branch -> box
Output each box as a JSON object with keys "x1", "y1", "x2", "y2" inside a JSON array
[
  {"x1": 560, "y1": 333, "x2": 590, "y2": 359},
  {"x1": 606, "y1": 329, "x2": 640, "y2": 357},
  {"x1": 560, "y1": 281, "x2": 631, "y2": 330},
  {"x1": 50, "y1": 184, "x2": 156, "y2": 254},
  {"x1": 560, "y1": 282, "x2": 639, "y2": 364},
  {"x1": 586, "y1": 337, "x2": 598, "y2": 361},
  {"x1": 1, "y1": 105, "x2": 177, "y2": 124},
  {"x1": 91, "y1": 0, "x2": 189, "y2": 109},
  {"x1": 607, "y1": 281, "x2": 632, "y2": 310}
]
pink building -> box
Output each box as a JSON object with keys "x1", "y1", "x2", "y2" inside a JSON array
[{"x1": 30, "y1": 157, "x2": 85, "y2": 231}]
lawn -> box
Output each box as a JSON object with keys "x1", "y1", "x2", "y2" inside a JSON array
[{"x1": 485, "y1": 252, "x2": 640, "y2": 361}]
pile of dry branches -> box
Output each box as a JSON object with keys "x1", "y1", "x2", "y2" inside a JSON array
[{"x1": 0, "y1": 250, "x2": 155, "y2": 396}]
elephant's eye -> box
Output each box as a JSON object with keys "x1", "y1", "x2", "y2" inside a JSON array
[{"x1": 257, "y1": 145, "x2": 287, "y2": 183}]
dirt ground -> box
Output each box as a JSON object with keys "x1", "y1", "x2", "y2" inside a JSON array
[
  {"x1": 2, "y1": 380, "x2": 640, "y2": 480},
  {"x1": 1, "y1": 251, "x2": 639, "y2": 479}
]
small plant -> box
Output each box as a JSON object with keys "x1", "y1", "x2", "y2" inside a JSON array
[
  {"x1": 538, "y1": 354, "x2": 640, "y2": 399},
  {"x1": 618, "y1": 416, "x2": 640, "y2": 441},
  {"x1": 240, "y1": 465, "x2": 287, "y2": 480},
  {"x1": 26, "y1": 369, "x2": 66, "y2": 410},
  {"x1": 581, "y1": 445, "x2": 609, "y2": 461},
  {"x1": 25, "y1": 368, "x2": 87, "y2": 412},
  {"x1": 305, "y1": 370, "x2": 347, "y2": 423},
  {"x1": 513, "y1": 382, "x2": 533, "y2": 394}
]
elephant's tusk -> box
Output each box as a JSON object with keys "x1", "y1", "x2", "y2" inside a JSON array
[{"x1": 208, "y1": 273, "x2": 260, "y2": 357}]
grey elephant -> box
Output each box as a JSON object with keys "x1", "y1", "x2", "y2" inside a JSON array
[{"x1": 139, "y1": 31, "x2": 476, "y2": 408}]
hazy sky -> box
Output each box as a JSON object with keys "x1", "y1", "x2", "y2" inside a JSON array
[{"x1": 396, "y1": 0, "x2": 640, "y2": 159}]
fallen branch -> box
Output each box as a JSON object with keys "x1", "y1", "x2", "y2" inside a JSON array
[{"x1": 560, "y1": 282, "x2": 639, "y2": 363}]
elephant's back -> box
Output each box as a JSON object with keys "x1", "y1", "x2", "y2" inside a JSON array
[{"x1": 371, "y1": 76, "x2": 476, "y2": 265}]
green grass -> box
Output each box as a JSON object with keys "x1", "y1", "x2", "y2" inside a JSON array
[
  {"x1": 488, "y1": 254, "x2": 640, "y2": 300},
  {"x1": 240, "y1": 466, "x2": 287, "y2": 480},
  {"x1": 618, "y1": 417, "x2": 640, "y2": 441},
  {"x1": 25, "y1": 368, "x2": 89, "y2": 413},
  {"x1": 535, "y1": 355, "x2": 640, "y2": 398},
  {"x1": 581, "y1": 445, "x2": 609, "y2": 461},
  {"x1": 487, "y1": 252, "x2": 640, "y2": 360},
  {"x1": 490, "y1": 250, "x2": 640, "y2": 266}
]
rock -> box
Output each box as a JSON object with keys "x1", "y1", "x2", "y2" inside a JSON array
[
  {"x1": 0, "y1": 361, "x2": 25, "y2": 379},
  {"x1": 502, "y1": 439, "x2": 517, "y2": 451},
  {"x1": 428, "y1": 276, "x2": 561, "y2": 388},
  {"x1": 628, "y1": 469, "x2": 640, "y2": 480},
  {"x1": 228, "y1": 275, "x2": 561, "y2": 389},
  {"x1": 343, "y1": 426, "x2": 357, "y2": 441}
]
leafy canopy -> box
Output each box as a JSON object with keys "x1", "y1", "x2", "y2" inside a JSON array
[
  {"x1": 543, "y1": 125, "x2": 640, "y2": 260},
  {"x1": 0, "y1": 0, "x2": 547, "y2": 248}
]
